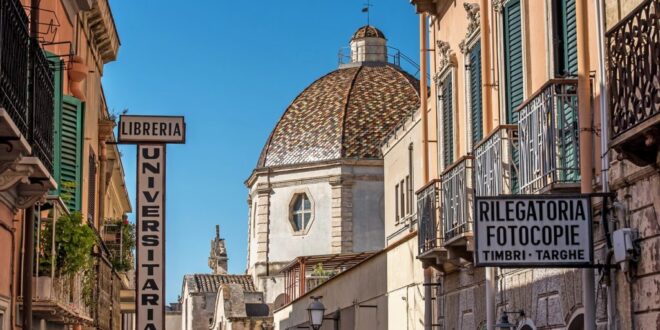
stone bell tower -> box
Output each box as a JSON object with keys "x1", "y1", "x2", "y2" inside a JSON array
[{"x1": 208, "y1": 225, "x2": 228, "y2": 275}]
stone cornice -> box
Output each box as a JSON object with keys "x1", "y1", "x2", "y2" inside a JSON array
[
  {"x1": 434, "y1": 40, "x2": 456, "y2": 83},
  {"x1": 87, "y1": 0, "x2": 120, "y2": 63}
]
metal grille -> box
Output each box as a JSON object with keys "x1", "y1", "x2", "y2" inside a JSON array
[
  {"x1": 607, "y1": 0, "x2": 660, "y2": 137},
  {"x1": 440, "y1": 157, "x2": 473, "y2": 242},
  {"x1": 474, "y1": 125, "x2": 519, "y2": 196},
  {"x1": 30, "y1": 43, "x2": 54, "y2": 173},
  {"x1": 0, "y1": 0, "x2": 29, "y2": 134},
  {"x1": 518, "y1": 79, "x2": 580, "y2": 194},
  {"x1": 417, "y1": 180, "x2": 441, "y2": 255}
]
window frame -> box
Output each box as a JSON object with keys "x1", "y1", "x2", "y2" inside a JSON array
[
  {"x1": 462, "y1": 28, "x2": 483, "y2": 150},
  {"x1": 436, "y1": 70, "x2": 456, "y2": 170},
  {"x1": 288, "y1": 191, "x2": 315, "y2": 235},
  {"x1": 496, "y1": 0, "x2": 528, "y2": 124}
]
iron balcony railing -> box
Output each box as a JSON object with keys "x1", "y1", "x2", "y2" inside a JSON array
[
  {"x1": 607, "y1": 0, "x2": 659, "y2": 138},
  {"x1": 30, "y1": 42, "x2": 55, "y2": 173},
  {"x1": 0, "y1": 0, "x2": 54, "y2": 174},
  {"x1": 0, "y1": 0, "x2": 30, "y2": 134},
  {"x1": 517, "y1": 79, "x2": 581, "y2": 194},
  {"x1": 338, "y1": 45, "x2": 421, "y2": 77},
  {"x1": 417, "y1": 180, "x2": 441, "y2": 255},
  {"x1": 441, "y1": 156, "x2": 474, "y2": 242},
  {"x1": 474, "y1": 125, "x2": 519, "y2": 196}
]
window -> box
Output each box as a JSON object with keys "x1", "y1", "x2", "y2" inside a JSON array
[
  {"x1": 440, "y1": 74, "x2": 454, "y2": 168},
  {"x1": 467, "y1": 40, "x2": 483, "y2": 146},
  {"x1": 87, "y1": 147, "x2": 97, "y2": 225},
  {"x1": 291, "y1": 194, "x2": 312, "y2": 232},
  {"x1": 502, "y1": 0, "x2": 524, "y2": 124},
  {"x1": 395, "y1": 183, "x2": 400, "y2": 222},
  {"x1": 405, "y1": 175, "x2": 411, "y2": 214},
  {"x1": 399, "y1": 180, "x2": 405, "y2": 219},
  {"x1": 552, "y1": 0, "x2": 577, "y2": 77}
]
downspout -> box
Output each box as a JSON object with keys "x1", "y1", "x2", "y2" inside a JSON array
[
  {"x1": 23, "y1": 0, "x2": 41, "y2": 328},
  {"x1": 594, "y1": 0, "x2": 616, "y2": 328},
  {"x1": 419, "y1": 12, "x2": 433, "y2": 330},
  {"x1": 576, "y1": 0, "x2": 596, "y2": 329},
  {"x1": 479, "y1": 1, "x2": 496, "y2": 329}
]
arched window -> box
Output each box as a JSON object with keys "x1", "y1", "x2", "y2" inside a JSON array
[{"x1": 291, "y1": 194, "x2": 312, "y2": 231}]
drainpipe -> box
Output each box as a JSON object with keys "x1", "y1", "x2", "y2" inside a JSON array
[
  {"x1": 419, "y1": 12, "x2": 433, "y2": 330},
  {"x1": 480, "y1": 0, "x2": 493, "y2": 134},
  {"x1": 23, "y1": 1, "x2": 41, "y2": 328},
  {"x1": 22, "y1": 207, "x2": 35, "y2": 330},
  {"x1": 593, "y1": 0, "x2": 616, "y2": 329},
  {"x1": 576, "y1": 0, "x2": 596, "y2": 329},
  {"x1": 479, "y1": 1, "x2": 496, "y2": 329}
]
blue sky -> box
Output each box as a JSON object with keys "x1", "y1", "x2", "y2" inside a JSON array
[{"x1": 102, "y1": 0, "x2": 420, "y2": 303}]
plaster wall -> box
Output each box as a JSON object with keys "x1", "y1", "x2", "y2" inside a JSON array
[
  {"x1": 386, "y1": 237, "x2": 425, "y2": 330},
  {"x1": 273, "y1": 251, "x2": 387, "y2": 330},
  {"x1": 351, "y1": 180, "x2": 385, "y2": 252},
  {"x1": 166, "y1": 313, "x2": 182, "y2": 330}
]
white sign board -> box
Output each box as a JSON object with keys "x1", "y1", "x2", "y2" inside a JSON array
[
  {"x1": 119, "y1": 115, "x2": 185, "y2": 144},
  {"x1": 474, "y1": 195, "x2": 593, "y2": 267},
  {"x1": 136, "y1": 145, "x2": 166, "y2": 330}
]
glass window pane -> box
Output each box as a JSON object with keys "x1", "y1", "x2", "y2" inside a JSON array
[
  {"x1": 304, "y1": 213, "x2": 311, "y2": 228},
  {"x1": 294, "y1": 195, "x2": 303, "y2": 211},
  {"x1": 293, "y1": 215, "x2": 302, "y2": 231},
  {"x1": 303, "y1": 196, "x2": 311, "y2": 210}
]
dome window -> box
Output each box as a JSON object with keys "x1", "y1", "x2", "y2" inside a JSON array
[{"x1": 290, "y1": 193, "x2": 313, "y2": 233}]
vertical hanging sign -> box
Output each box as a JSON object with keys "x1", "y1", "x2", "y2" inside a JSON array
[
  {"x1": 136, "y1": 145, "x2": 166, "y2": 330},
  {"x1": 118, "y1": 115, "x2": 185, "y2": 330}
]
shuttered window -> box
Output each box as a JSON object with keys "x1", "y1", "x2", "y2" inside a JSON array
[
  {"x1": 49, "y1": 53, "x2": 84, "y2": 212},
  {"x1": 553, "y1": 0, "x2": 577, "y2": 76},
  {"x1": 468, "y1": 41, "x2": 483, "y2": 146},
  {"x1": 441, "y1": 75, "x2": 454, "y2": 168},
  {"x1": 503, "y1": 0, "x2": 524, "y2": 124},
  {"x1": 88, "y1": 148, "x2": 97, "y2": 224},
  {"x1": 59, "y1": 96, "x2": 84, "y2": 211}
]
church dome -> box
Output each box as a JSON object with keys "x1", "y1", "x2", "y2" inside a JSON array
[
  {"x1": 351, "y1": 25, "x2": 386, "y2": 40},
  {"x1": 257, "y1": 63, "x2": 421, "y2": 168}
]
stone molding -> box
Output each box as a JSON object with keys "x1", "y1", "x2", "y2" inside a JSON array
[
  {"x1": 459, "y1": 3, "x2": 481, "y2": 54},
  {"x1": 434, "y1": 40, "x2": 456, "y2": 83}
]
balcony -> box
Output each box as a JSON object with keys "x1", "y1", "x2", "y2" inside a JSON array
[
  {"x1": 607, "y1": 0, "x2": 660, "y2": 166},
  {"x1": 416, "y1": 180, "x2": 442, "y2": 254},
  {"x1": 517, "y1": 79, "x2": 581, "y2": 194},
  {"x1": 0, "y1": 0, "x2": 56, "y2": 199},
  {"x1": 31, "y1": 197, "x2": 93, "y2": 325},
  {"x1": 441, "y1": 156, "x2": 474, "y2": 247},
  {"x1": 474, "y1": 125, "x2": 519, "y2": 196}
]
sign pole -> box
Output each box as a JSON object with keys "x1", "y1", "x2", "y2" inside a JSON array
[{"x1": 117, "y1": 115, "x2": 185, "y2": 330}]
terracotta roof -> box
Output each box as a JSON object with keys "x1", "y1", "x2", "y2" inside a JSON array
[
  {"x1": 257, "y1": 64, "x2": 420, "y2": 168},
  {"x1": 183, "y1": 274, "x2": 256, "y2": 293},
  {"x1": 352, "y1": 25, "x2": 386, "y2": 40}
]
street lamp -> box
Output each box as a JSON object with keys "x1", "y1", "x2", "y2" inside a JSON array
[{"x1": 307, "y1": 296, "x2": 326, "y2": 330}]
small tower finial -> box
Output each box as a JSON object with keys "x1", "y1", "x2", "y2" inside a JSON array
[
  {"x1": 362, "y1": 0, "x2": 373, "y2": 26},
  {"x1": 215, "y1": 224, "x2": 220, "y2": 240}
]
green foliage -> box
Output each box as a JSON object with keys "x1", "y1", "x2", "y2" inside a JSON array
[
  {"x1": 311, "y1": 263, "x2": 336, "y2": 278},
  {"x1": 59, "y1": 181, "x2": 77, "y2": 206},
  {"x1": 39, "y1": 212, "x2": 96, "y2": 275},
  {"x1": 105, "y1": 218, "x2": 136, "y2": 272}
]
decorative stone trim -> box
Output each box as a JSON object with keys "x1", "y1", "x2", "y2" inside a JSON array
[
  {"x1": 287, "y1": 188, "x2": 315, "y2": 236},
  {"x1": 435, "y1": 40, "x2": 456, "y2": 78},
  {"x1": 330, "y1": 178, "x2": 354, "y2": 253},
  {"x1": 464, "y1": 3, "x2": 480, "y2": 39},
  {"x1": 16, "y1": 182, "x2": 49, "y2": 209},
  {"x1": 493, "y1": 0, "x2": 505, "y2": 13}
]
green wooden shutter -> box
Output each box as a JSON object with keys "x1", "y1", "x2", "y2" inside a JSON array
[
  {"x1": 503, "y1": 0, "x2": 524, "y2": 124},
  {"x1": 554, "y1": 0, "x2": 577, "y2": 76},
  {"x1": 442, "y1": 75, "x2": 454, "y2": 168},
  {"x1": 469, "y1": 41, "x2": 483, "y2": 145},
  {"x1": 48, "y1": 54, "x2": 63, "y2": 189},
  {"x1": 60, "y1": 96, "x2": 84, "y2": 211}
]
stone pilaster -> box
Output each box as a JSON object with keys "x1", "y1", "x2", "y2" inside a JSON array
[
  {"x1": 254, "y1": 182, "x2": 271, "y2": 271},
  {"x1": 330, "y1": 176, "x2": 353, "y2": 253}
]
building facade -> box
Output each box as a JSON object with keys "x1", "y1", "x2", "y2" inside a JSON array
[
  {"x1": 0, "y1": 1, "x2": 133, "y2": 330},
  {"x1": 410, "y1": 0, "x2": 659, "y2": 329}
]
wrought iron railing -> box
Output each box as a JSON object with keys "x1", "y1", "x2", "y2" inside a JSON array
[
  {"x1": 417, "y1": 180, "x2": 441, "y2": 255},
  {"x1": 607, "y1": 0, "x2": 659, "y2": 138},
  {"x1": 440, "y1": 156, "x2": 474, "y2": 242},
  {"x1": 474, "y1": 125, "x2": 519, "y2": 196},
  {"x1": 0, "y1": 0, "x2": 30, "y2": 134},
  {"x1": 30, "y1": 42, "x2": 54, "y2": 173},
  {"x1": 0, "y1": 0, "x2": 54, "y2": 174},
  {"x1": 517, "y1": 79, "x2": 580, "y2": 194},
  {"x1": 337, "y1": 46, "x2": 421, "y2": 76}
]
